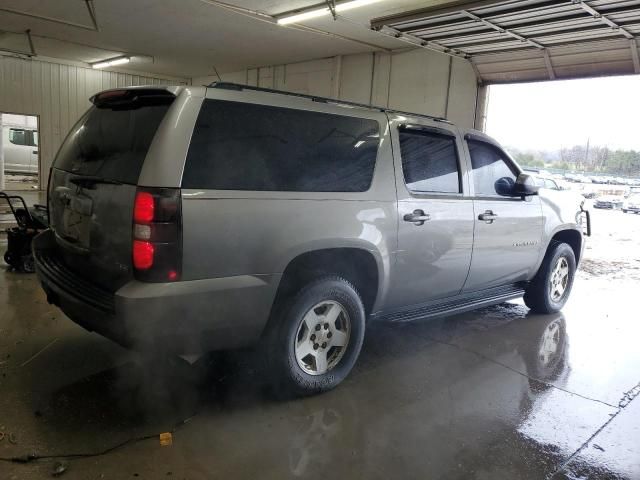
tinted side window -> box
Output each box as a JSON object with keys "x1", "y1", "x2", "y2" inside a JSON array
[
  {"x1": 9, "y1": 129, "x2": 27, "y2": 146},
  {"x1": 467, "y1": 140, "x2": 517, "y2": 196},
  {"x1": 183, "y1": 100, "x2": 380, "y2": 192},
  {"x1": 399, "y1": 129, "x2": 460, "y2": 194}
]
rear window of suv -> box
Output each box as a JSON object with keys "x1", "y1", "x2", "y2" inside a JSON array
[
  {"x1": 53, "y1": 100, "x2": 172, "y2": 185},
  {"x1": 182, "y1": 100, "x2": 380, "y2": 192}
]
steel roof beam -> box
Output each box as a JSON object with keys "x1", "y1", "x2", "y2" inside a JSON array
[
  {"x1": 574, "y1": 1, "x2": 635, "y2": 40},
  {"x1": 460, "y1": 10, "x2": 546, "y2": 50},
  {"x1": 375, "y1": 0, "x2": 640, "y2": 32},
  {"x1": 372, "y1": 0, "x2": 589, "y2": 29},
  {"x1": 371, "y1": 0, "x2": 507, "y2": 29},
  {"x1": 372, "y1": 25, "x2": 470, "y2": 58},
  {"x1": 451, "y1": 26, "x2": 640, "y2": 52},
  {"x1": 403, "y1": 15, "x2": 623, "y2": 42},
  {"x1": 404, "y1": 8, "x2": 639, "y2": 39},
  {"x1": 439, "y1": 24, "x2": 618, "y2": 49},
  {"x1": 468, "y1": 34, "x2": 635, "y2": 56}
]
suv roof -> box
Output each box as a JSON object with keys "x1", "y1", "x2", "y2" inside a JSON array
[{"x1": 207, "y1": 82, "x2": 453, "y2": 125}]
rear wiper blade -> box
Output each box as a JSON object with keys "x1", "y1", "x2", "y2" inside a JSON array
[{"x1": 70, "y1": 176, "x2": 122, "y2": 188}]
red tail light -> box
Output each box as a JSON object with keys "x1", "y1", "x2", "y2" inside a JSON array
[
  {"x1": 133, "y1": 240, "x2": 154, "y2": 270},
  {"x1": 132, "y1": 187, "x2": 182, "y2": 282},
  {"x1": 134, "y1": 192, "x2": 155, "y2": 223}
]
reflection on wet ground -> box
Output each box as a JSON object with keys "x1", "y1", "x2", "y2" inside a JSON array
[{"x1": 1, "y1": 207, "x2": 639, "y2": 479}]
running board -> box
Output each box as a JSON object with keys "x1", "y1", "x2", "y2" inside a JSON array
[{"x1": 373, "y1": 284, "x2": 527, "y2": 323}]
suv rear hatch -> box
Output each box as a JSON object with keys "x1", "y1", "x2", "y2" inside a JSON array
[{"x1": 47, "y1": 88, "x2": 176, "y2": 291}]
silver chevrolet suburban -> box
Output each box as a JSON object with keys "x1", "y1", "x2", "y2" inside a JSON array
[{"x1": 34, "y1": 83, "x2": 590, "y2": 396}]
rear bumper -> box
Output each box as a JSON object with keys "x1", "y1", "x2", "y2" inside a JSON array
[{"x1": 33, "y1": 230, "x2": 280, "y2": 354}]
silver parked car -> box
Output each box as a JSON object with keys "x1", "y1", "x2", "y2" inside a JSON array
[{"x1": 34, "y1": 84, "x2": 590, "y2": 395}]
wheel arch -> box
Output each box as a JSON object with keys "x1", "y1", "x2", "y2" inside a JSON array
[
  {"x1": 530, "y1": 227, "x2": 583, "y2": 281},
  {"x1": 549, "y1": 228, "x2": 583, "y2": 264},
  {"x1": 271, "y1": 247, "x2": 382, "y2": 319}
]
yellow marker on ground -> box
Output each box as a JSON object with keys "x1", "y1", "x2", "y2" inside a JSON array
[{"x1": 159, "y1": 432, "x2": 173, "y2": 446}]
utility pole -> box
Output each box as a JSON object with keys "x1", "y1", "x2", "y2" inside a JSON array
[{"x1": 584, "y1": 137, "x2": 590, "y2": 172}]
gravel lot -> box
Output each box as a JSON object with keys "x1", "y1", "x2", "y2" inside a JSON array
[{"x1": 580, "y1": 202, "x2": 640, "y2": 281}]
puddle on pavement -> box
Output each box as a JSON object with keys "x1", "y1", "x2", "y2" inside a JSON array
[{"x1": 1, "y1": 207, "x2": 638, "y2": 479}]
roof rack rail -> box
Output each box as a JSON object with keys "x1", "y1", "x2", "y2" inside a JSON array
[{"x1": 207, "y1": 82, "x2": 451, "y2": 124}]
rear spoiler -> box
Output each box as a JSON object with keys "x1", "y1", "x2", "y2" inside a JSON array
[{"x1": 90, "y1": 88, "x2": 176, "y2": 109}]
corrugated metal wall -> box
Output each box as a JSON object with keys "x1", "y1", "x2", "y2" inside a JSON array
[
  {"x1": 193, "y1": 48, "x2": 479, "y2": 129},
  {"x1": 0, "y1": 55, "x2": 184, "y2": 186},
  {"x1": 1, "y1": 51, "x2": 479, "y2": 188}
]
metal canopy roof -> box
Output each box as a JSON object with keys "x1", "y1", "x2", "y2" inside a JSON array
[{"x1": 371, "y1": 0, "x2": 640, "y2": 84}]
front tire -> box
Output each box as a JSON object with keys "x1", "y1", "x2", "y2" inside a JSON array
[
  {"x1": 524, "y1": 242, "x2": 576, "y2": 314},
  {"x1": 265, "y1": 276, "x2": 366, "y2": 397}
]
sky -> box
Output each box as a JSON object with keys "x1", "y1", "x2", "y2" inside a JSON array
[{"x1": 485, "y1": 75, "x2": 640, "y2": 152}]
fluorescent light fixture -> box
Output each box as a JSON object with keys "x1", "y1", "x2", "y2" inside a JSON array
[
  {"x1": 91, "y1": 56, "x2": 130, "y2": 69},
  {"x1": 277, "y1": 0, "x2": 382, "y2": 25}
]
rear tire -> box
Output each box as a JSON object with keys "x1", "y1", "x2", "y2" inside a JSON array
[
  {"x1": 264, "y1": 276, "x2": 365, "y2": 397},
  {"x1": 524, "y1": 242, "x2": 576, "y2": 314}
]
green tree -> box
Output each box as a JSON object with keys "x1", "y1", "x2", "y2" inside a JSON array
[
  {"x1": 606, "y1": 150, "x2": 640, "y2": 176},
  {"x1": 514, "y1": 152, "x2": 544, "y2": 168}
]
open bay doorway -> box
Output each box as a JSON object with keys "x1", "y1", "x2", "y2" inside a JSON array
[{"x1": 0, "y1": 113, "x2": 40, "y2": 191}]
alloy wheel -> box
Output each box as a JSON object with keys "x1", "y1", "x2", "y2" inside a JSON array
[
  {"x1": 549, "y1": 256, "x2": 570, "y2": 302},
  {"x1": 294, "y1": 301, "x2": 351, "y2": 375}
]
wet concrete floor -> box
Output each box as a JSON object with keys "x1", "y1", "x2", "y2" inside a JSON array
[{"x1": 0, "y1": 201, "x2": 639, "y2": 479}]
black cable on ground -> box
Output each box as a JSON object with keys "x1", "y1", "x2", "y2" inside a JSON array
[{"x1": 0, "y1": 412, "x2": 197, "y2": 465}]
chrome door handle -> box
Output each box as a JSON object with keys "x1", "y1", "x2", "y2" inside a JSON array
[
  {"x1": 403, "y1": 209, "x2": 431, "y2": 226},
  {"x1": 478, "y1": 210, "x2": 498, "y2": 223}
]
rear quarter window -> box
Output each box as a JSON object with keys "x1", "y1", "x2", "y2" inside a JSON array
[
  {"x1": 182, "y1": 100, "x2": 380, "y2": 192},
  {"x1": 398, "y1": 128, "x2": 461, "y2": 194}
]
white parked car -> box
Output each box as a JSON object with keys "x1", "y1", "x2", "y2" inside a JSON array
[
  {"x1": 594, "y1": 195, "x2": 624, "y2": 209},
  {"x1": 533, "y1": 175, "x2": 564, "y2": 191},
  {"x1": 622, "y1": 195, "x2": 640, "y2": 214},
  {"x1": 2, "y1": 125, "x2": 39, "y2": 174}
]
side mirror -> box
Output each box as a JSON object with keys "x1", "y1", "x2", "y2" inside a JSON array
[
  {"x1": 513, "y1": 173, "x2": 539, "y2": 197},
  {"x1": 495, "y1": 176, "x2": 516, "y2": 196}
]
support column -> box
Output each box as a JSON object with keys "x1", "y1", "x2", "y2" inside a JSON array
[
  {"x1": 474, "y1": 85, "x2": 489, "y2": 132},
  {"x1": 332, "y1": 55, "x2": 342, "y2": 99}
]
